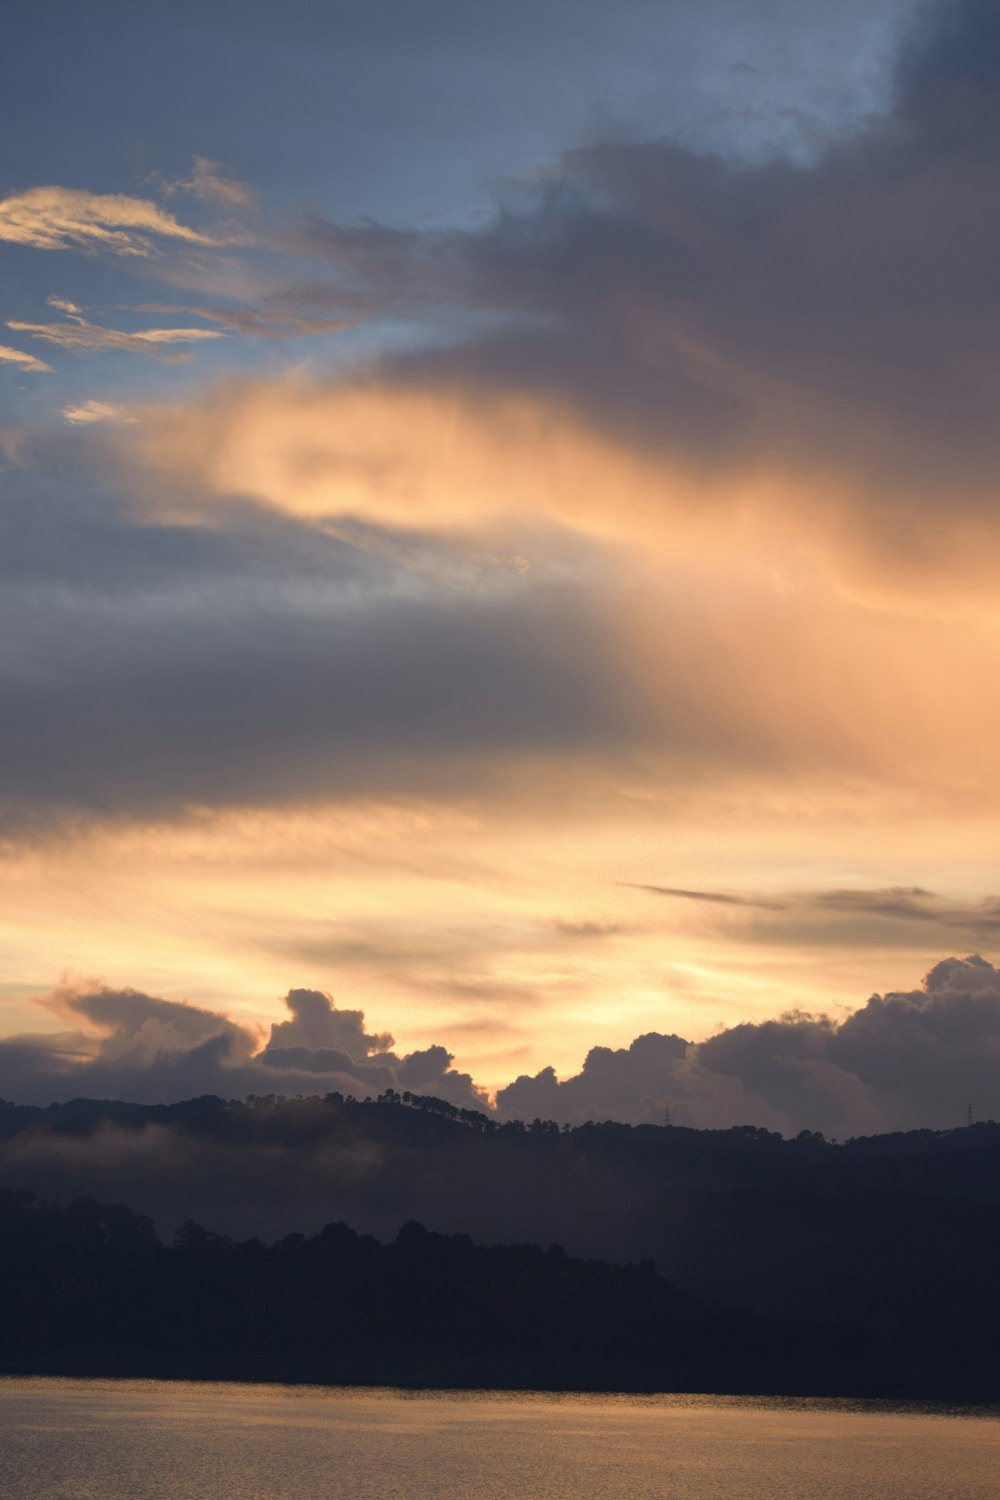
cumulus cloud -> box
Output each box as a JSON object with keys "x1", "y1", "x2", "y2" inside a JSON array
[
  {"x1": 497, "y1": 1032, "x2": 689, "y2": 1124},
  {"x1": 261, "y1": 986, "x2": 394, "y2": 1063},
  {"x1": 497, "y1": 954, "x2": 1000, "y2": 1135},
  {"x1": 8, "y1": 313, "x2": 225, "y2": 361},
  {"x1": 0, "y1": 344, "x2": 52, "y2": 374},
  {"x1": 62, "y1": 401, "x2": 137, "y2": 426},
  {"x1": 0, "y1": 186, "x2": 213, "y2": 255},
  {"x1": 0, "y1": 981, "x2": 484, "y2": 1111},
  {"x1": 4, "y1": 954, "x2": 1000, "y2": 1138}
]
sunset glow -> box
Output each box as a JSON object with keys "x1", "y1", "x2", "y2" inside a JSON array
[{"x1": 4, "y1": 0, "x2": 1000, "y2": 1139}]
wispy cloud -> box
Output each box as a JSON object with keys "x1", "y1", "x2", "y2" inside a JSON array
[
  {"x1": 46, "y1": 295, "x2": 84, "y2": 315},
  {"x1": 0, "y1": 344, "x2": 52, "y2": 374},
  {"x1": 157, "y1": 156, "x2": 256, "y2": 209},
  {"x1": 811, "y1": 887, "x2": 1000, "y2": 933},
  {"x1": 622, "y1": 884, "x2": 789, "y2": 912},
  {"x1": 132, "y1": 302, "x2": 360, "y2": 339},
  {"x1": 623, "y1": 882, "x2": 1000, "y2": 947},
  {"x1": 0, "y1": 186, "x2": 213, "y2": 256},
  {"x1": 62, "y1": 400, "x2": 138, "y2": 426},
  {"x1": 8, "y1": 313, "x2": 225, "y2": 362}
]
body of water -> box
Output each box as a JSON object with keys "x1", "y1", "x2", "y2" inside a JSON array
[{"x1": 3, "y1": 1378, "x2": 999, "y2": 1499}]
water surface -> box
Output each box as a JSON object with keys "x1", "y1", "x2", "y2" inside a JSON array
[{"x1": 4, "y1": 1378, "x2": 999, "y2": 1499}]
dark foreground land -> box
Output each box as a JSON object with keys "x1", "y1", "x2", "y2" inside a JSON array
[
  {"x1": 2, "y1": 1093, "x2": 1000, "y2": 1400},
  {"x1": 1, "y1": 1187, "x2": 861, "y2": 1396}
]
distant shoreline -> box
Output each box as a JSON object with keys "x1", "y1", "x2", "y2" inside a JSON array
[
  {"x1": 3, "y1": 1356, "x2": 1000, "y2": 1408},
  {"x1": 4, "y1": 1369, "x2": 1000, "y2": 1420}
]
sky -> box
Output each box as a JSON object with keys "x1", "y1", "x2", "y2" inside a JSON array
[{"x1": 5, "y1": 0, "x2": 1000, "y2": 1134}]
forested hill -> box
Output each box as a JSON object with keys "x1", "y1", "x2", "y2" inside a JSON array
[
  {"x1": 2, "y1": 1090, "x2": 1000, "y2": 1398},
  {"x1": 1, "y1": 1185, "x2": 857, "y2": 1394},
  {"x1": 2, "y1": 1089, "x2": 1000, "y2": 1217},
  {"x1": 1, "y1": 1182, "x2": 996, "y2": 1400}
]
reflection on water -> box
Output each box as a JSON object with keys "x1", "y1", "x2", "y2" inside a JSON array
[{"x1": 3, "y1": 1378, "x2": 999, "y2": 1500}]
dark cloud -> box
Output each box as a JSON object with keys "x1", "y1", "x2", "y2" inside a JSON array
[
  {"x1": 0, "y1": 446, "x2": 640, "y2": 829},
  {"x1": 8, "y1": 423, "x2": 909, "y2": 828},
  {"x1": 261, "y1": 986, "x2": 393, "y2": 1058},
  {"x1": 623, "y1": 883, "x2": 788, "y2": 911},
  {"x1": 498, "y1": 954, "x2": 1000, "y2": 1135},
  {"x1": 7, "y1": 7, "x2": 992, "y2": 830},
  {"x1": 0, "y1": 584, "x2": 629, "y2": 825},
  {"x1": 6, "y1": 953, "x2": 1000, "y2": 1140},
  {"x1": 815, "y1": 886, "x2": 941, "y2": 920},
  {"x1": 0, "y1": 429, "x2": 382, "y2": 594},
  {"x1": 295, "y1": 0, "x2": 1000, "y2": 554},
  {"x1": 770, "y1": 887, "x2": 1000, "y2": 945},
  {"x1": 827, "y1": 953, "x2": 1000, "y2": 1112},
  {"x1": 497, "y1": 1032, "x2": 690, "y2": 1125},
  {"x1": 895, "y1": 0, "x2": 1000, "y2": 146},
  {"x1": 812, "y1": 888, "x2": 1000, "y2": 933},
  {"x1": 619, "y1": 882, "x2": 1000, "y2": 946},
  {"x1": 0, "y1": 982, "x2": 484, "y2": 1112},
  {"x1": 397, "y1": 1043, "x2": 460, "y2": 1091}
]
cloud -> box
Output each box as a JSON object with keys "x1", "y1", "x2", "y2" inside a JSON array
[
  {"x1": 0, "y1": 186, "x2": 213, "y2": 256},
  {"x1": 0, "y1": 345, "x2": 52, "y2": 374},
  {"x1": 261, "y1": 986, "x2": 394, "y2": 1062},
  {"x1": 6, "y1": 953, "x2": 1000, "y2": 1139},
  {"x1": 265, "y1": 0, "x2": 1000, "y2": 590},
  {"x1": 497, "y1": 953, "x2": 1000, "y2": 1136},
  {"x1": 0, "y1": 579, "x2": 628, "y2": 824},
  {"x1": 622, "y1": 884, "x2": 788, "y2": 912},
  {"x1": 632, "y1": 884, "x2": 1000, "y2": 949},
  {"x1": 551, "y1": 920, "x2": 629, "y2": 939},
  {"x1": 12, "y1": 410, "x2": 1000, "y2": 830},
  {"x1": 8, "y1": 313, "x2": 225, "y2": 361},
  {"x1": 807, "y1": 887, "x2": 1000, "y2": 934},
  {"x1": 0, "y1": 980, "x2": 484, "y2": 1112},
  {"x1": 497, "y1": 1032, "x2": 690, "y2": 1124},
  {"x1": 131, "y1": 301, "x2": 361, "y2": 338},
  {"x1": 159, "y1": 156, "x2": 256, "y2": 209},
  {"x1": 62, "y1": 401, "x2": 137, "y2": 426},
  {"x1": 0, "y1": 441, "x2": 642, "y2": 827}
]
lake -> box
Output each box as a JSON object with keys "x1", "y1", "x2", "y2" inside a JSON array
[{"x1": 3, "y1": 1379, "x2": 999, "y2": 1499}]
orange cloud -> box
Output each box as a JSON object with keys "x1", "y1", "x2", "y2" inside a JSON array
[
  {"x1": 0, "y1": 186, "x2": 214, "y2": 256},
  {"x1": 62, "y1": 400, "x2": 137, "y2": 426},
  {"x1": 129, "y1": 370, "x2": 1000, "y2": 615},
  {"x1": 113, "y1": 370, "x2": 1000, "y2": 815},
  {"x1": 0, "y1": 344, "x2": 52, "y2": 374},
  {"x1": 9, "y1": 314, "x2": 224, "y2": 361}
]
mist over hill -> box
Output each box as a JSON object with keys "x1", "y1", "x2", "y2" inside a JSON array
[
  {"x1": 2, "y1": 1090, "x2": 1000, "y2": 1348},
  {"x1": 3, "y1": 1093, "x2": 1000, "y2": 1398}
]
